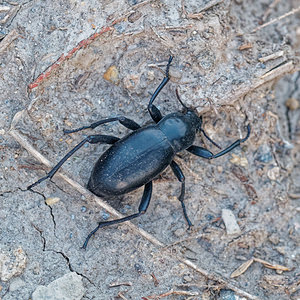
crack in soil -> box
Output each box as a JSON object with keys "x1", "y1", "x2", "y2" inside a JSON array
[
  {"x1": 27, "y1": 188, "x2": 57, "y2": 237},
  {"x1": 29, "y1": 187, "x2": 95, "y2": 286},
  {"x1": 0, "y1": 187, "x2": 24, "y2": 196},
  {"x1": 31, "y1": 223, "x2": 46, "y2": 251},
  {"x1": 55, "y1": 250, "x2": 95, "y2": 286},
  {"x1": 31, "y1": 221, "x2": 95, "y2": 285}
]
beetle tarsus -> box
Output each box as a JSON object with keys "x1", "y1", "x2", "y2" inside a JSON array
[
  {"x1": 165, "y1": 55, "x2": 173, "y2": 76},
  {"x1": 148, "y1": 57, "x2": 174, "y2": 123},
  {"x1": 82, "y1": 181, "x2": 153, "y2": 249}
]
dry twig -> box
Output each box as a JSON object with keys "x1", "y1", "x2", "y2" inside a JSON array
[
  {"x1": 109, "y1": 282, "x2": 132, "y2": 288},
  {"x1": 0, "y1": 29, "x2": 18, "y2": 54},
  {"x1": 252, "y1": 5, "x2": 300, "y2": 33},
  {"x1": 258, "y1": 51, "x2": 284, "y2": 63},
  {"x1": 142, "y1": 290, "x2": 199, "y2": 299},
  {"x1": 117, "y1": 291, "x2": 129, "y2": 300},
  {"x1": 262, "y1": 0, "x2": 282, "y2": 22},
  {"x1": 231, "y1": 257, "x2": 290, "y2": 278}
]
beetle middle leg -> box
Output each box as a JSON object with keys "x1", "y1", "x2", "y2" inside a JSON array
[
  {"x1": 82, "y1": 181, "x2": 153, "y2": 249},
  {"x1": 187, "y1": 124, "x2": 251, "y2": 159},
  {"x1": 148, "y1": 56, "x2": 173, "y2": 123},
  {"x1": 63, "y1": 116, "x2": 140, "y2": 134},
  {"x1": 170, "y1": 160, "x2": 193, "y2": 228},
  {"x1": 27, "y1": 134, "x2": 120, "y2": 190}
]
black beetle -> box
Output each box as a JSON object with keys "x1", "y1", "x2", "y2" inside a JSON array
[{"x1": 28, "y1": 56, "x2": 250, "y2": 248}]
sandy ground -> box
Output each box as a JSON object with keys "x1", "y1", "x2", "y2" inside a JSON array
[{"x1": 0, "y1": 0, "x2": 300, "y2": 299}]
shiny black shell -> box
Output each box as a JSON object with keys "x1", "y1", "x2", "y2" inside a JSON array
[
  {"x1": 87, "y1": 111, "x2": 199, "y2": 197},
  {"x1": 87, "y1": 125, "x2": 174, "y2": 196}
]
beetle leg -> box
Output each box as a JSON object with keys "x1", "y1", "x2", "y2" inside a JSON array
[
  {"x1": 186, "y1": 145, "x2": 214, "y2": 159},
  {"x1": 187, "y1": 124, "x2": 251, "y2": 159},
  {"x1": 148, "y1": 56, "x2": 173, "y2": 123},
  {"x1": 82, "y1": 181, "x2": 153, "y2": 249},
  {"x1": 63, "y1": 116, "x2": 140, "y2": 134},
  {"x1": 27, "y1": 135, "x2": 120, "y2": 190},
  {"x1": 200, "y1": 128, "x2": 221, "y2": 149},
  {"x1": 197, "y1": 116, "x2": 221, "y2": 149},
  {"x1": 170, "y1": 161, "x2": 193, "y2": 228}
]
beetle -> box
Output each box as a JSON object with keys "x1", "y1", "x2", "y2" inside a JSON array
[{"x1": 28, "y1": 56, "x2": 250, "y2": 248}]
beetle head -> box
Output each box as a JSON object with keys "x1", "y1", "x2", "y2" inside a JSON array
[{"x1": 176, "y1": 88, "x2": 202, "y2": 131}]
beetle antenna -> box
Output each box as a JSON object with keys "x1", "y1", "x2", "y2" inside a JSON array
[{"x1": 175, "y1": 88, "x2": 189, "y2": 111}]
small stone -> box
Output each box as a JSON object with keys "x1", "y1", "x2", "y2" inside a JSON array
[
  {"x1": 230, "y1": 154, "x2": 248, "y2": 167},
  {"x1": 134, "y1": 263, "x2": 144, "y2": 274},
  {"x1": 32, "y1": 262, "x2": 40, "y2": 275},
  {"x1": 0, "y1": 248, "x2": 27, "y2": 281},
  {"x1": 32, "y1": 272, "x2": 85, "y2": 300},
  {"x1": 45, "y1": 197, "x2": 60, "y2": 206},
  {"x1": 174, "y1": 228, "x2": 185, "y2": 237},
  {"x1": 183, "y1": 274, "x2": 192, "y2": 282},
  {"x1": 202, "y1": 31, "x2": 210, "y2": 39},
  {"x1": 222, "y1": 209, "x2": 241, "y2": 235},
  {"x1": 267, "y1": 166, "x2": 280, "y2": 181},
  {"x1": 217, "y1": 166, "x2": 223, "y2": 173},
  {"x1": 257, "y1": 152, "x2": 273, "y2": 163},
  {"x1": 268, "y1": 233, "x2": 280, "y2": 245},
  {"x1": 219, "y1": 289, "x2": 237, "y2": 300},
  {"x1": 101, "y1": 210, "x2": 110, "y2": 220},
  {"x1": 123, "y1": 74, "x2": 139, "y2": 90},
  {"x1": 260, "y1": 63, "x2": 266, "y2": 69},
  {"x1": 285, "y1": 98, "x2": 299, "y2": 111},
  {"x1": 256, "y1": 144, "x2": 273, "y2": 163},
  {"x1": 103, "y1": 65, "x2": 119, "y2": 84},
  {"x1": 9, "y1": 278, "x2": 26, "y2": 292},
  {"x1": 275, "y1": 246, "x2": 286, "y2": 255},
  {"x1": 147, "y1": 70, "x2": 155, "y2": 81},
  {"x1": 235, "y1": 255, "x2": 248, "y2": 261},
  {"x1": 114, "y1": 22, "x2": 126, "y2": 34},
  {"x1": 169, "y1": 68, "x2": 182, "y2": 80}
]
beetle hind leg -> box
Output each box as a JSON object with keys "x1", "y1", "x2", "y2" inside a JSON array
[
  {"x1": 82, "y1": 181, "x2": 153, "y2": 249},
  {"x1": 27, "y1": 134, "x2": 119, "y2": 190},
  {"x1": 170, "y1": 161, "x2": 193, "y2": 228}
]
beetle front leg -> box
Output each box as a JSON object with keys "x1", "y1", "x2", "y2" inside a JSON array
[
  {"x1": 170, "y1": 161, "x2": 193, "y2": 228},
  {"x1": 82, "y1": 181, "x2": 153, "y2": 249},
  {"x1": 187, "y1": 124, "x2": 251, "y2": 159},
  {"x1": 148, "y1": 56, "x2": 173, "y2": 123},
  {"x1": 27, "y1": 135, "x2": 120, "y2": 190}
]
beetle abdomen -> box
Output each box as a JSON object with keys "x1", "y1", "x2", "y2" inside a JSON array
[{"x1": 88, "y1": 125, "x2": 175, "y2": 196}]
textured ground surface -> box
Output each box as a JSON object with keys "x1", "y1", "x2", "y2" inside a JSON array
[{"x1": 0, "y1": 0, "x2": 300, "y2": 299}]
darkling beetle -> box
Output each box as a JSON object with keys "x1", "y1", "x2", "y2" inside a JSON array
[{"x1": 28, "y1": 56, "x2": 250, "y2": 249}]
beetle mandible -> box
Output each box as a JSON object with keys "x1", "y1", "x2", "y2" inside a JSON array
[{"x1": 28, "y1": 56, "x2": 250, "y2": 249}]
